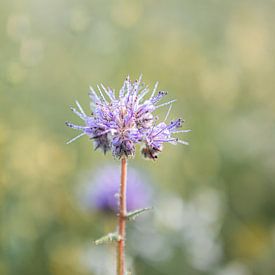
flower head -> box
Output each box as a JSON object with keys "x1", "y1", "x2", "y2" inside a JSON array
[
  {"x1": 81, "y1": 165, "x2": 152, "y2": 213},
  {"x1": 66, "y1": 75, "x2": 189, "y2": 159}
]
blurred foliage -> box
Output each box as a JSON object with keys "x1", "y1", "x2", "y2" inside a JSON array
[{"x1": 1, "y1": 0, "x2": 275, "y2": 274}]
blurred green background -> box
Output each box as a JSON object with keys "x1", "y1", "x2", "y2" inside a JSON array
[{"x1": 1, "y1": 0, "x2": 275, "y2": 274}]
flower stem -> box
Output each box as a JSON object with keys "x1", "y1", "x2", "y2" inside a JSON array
[{"x1": 117, "y1": 157, "x2": 127, "y2": 275}]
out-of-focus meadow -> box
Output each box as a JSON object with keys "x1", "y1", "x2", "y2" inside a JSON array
[{"x1": 1, "y1": 0, "x2": 275, "y2": 274}]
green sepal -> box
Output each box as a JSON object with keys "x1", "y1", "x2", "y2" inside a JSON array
[
  {"x1": 94, "y1": 232, "x2": 122, "y2": 245},
  {"x1": 126, "y1": 207, "x2": 152, "y2": 221}
]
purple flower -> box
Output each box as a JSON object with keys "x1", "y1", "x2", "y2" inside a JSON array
[
  {"x1": 82, "y1": 165, "x2": 152, "y2": 213},
  {"x1": 66, "y1": 75, "x2": 190, "y2": 159}
]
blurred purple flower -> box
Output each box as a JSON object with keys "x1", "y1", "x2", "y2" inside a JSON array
[
  {"x1": 66, "y1": 75, "x2": 190, "y2": 159},
  {"x1": 82, "y1": 165, "x2": 152, "y2": 213}
]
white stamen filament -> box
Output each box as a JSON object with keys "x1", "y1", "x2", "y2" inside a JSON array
[
  {"x1": 173, "y1": 129, "x2": 191, "y2": 133},
  {"x1": 150, "y1": 81, "x2": 159, "y2": 100},
  {"x1": 155, "y1": 99, "x2": 176, "y2": 109},
  {"x1": 70, "y1": 106, "x2": 85, "y2": 120},
  {"x1": 97, "y1": 85, "x2": 107, "y2": 103},
  {"x1": 75, "y1": 101, "x2": 86, "y2": 116},
  {"x1": 164, "y1": 104, "x2": 172, "y2": 122},
  {"x1": 101, "y1": 84, "x2": 115, "y2": 101},
  {"x1": 89, "y1": 86, "x2": 101, "y2": 102},
  {"x1": 66, "y1": 132, "x2": 85, "y2": 144},
  {"x1": 177, "y1": 139, "x2": 189, "y2": 145}
]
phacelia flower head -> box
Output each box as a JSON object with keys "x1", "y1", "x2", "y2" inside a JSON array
[
  {"x1": 66, "y1": 75, "x2": 190, "y2": 159},
  {"x1": 81, "y1": 165, "x2": 152, "y2": 213}
]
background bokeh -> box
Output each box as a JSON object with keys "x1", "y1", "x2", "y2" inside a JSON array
[{"x1": 1, "y1": 0, "x2": 275, "y2": 274}]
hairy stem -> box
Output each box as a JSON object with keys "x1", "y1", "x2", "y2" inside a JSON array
[{"x1": 117, "y1": 157, "x2": 127, "y2": 275}]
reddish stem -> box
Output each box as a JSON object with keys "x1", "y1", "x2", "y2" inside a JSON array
[{"x1": 117, "y1": 157, "x2": 127, "y2": 275}]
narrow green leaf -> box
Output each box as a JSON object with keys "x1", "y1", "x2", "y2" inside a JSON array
[
  {"x1": 126, "y1": 207, "x2": 153, "y2": 221},
  {"x1": 94, "y1": 232, "x2": 121, "y2": 245}
]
